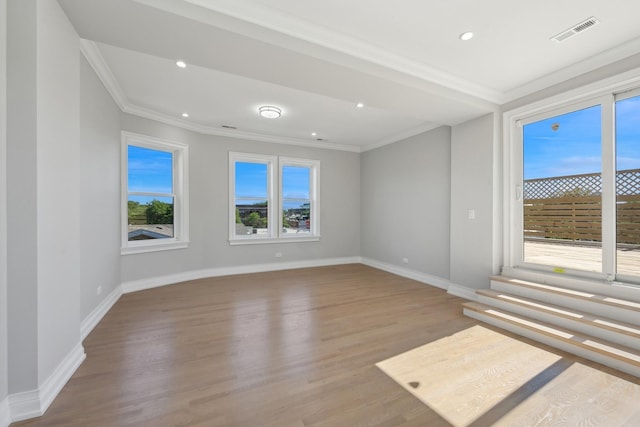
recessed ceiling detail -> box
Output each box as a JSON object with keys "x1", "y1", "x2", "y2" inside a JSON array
[
  {"x1": 551, "y1": 16, "x2": 600, "y2": 43},
  {"x1": 63, "y1": 0, "x2": 640, "y2": 152}
]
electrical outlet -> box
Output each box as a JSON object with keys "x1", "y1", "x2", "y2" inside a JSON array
[
  {"x1": 275, "y1": 252, "x2": 283, "y2": 258},
  {"x1": 402, "y1": 257, "x2": 409, "y2": 264},
  {"x1": 97, "y1": 285, "x2": 103, "y2": 296}
]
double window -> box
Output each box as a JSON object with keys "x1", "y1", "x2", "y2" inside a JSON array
[
  {"x1": 229, "y1": 152, "x2": 320, "y2": 244},
  {"x1": 121, "y1": 132, "x2": 189, "y2": 254}
]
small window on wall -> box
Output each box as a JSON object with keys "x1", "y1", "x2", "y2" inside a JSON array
[
  {"x1": 121, "y1": 132, "x2": 189, "y2": 254},
  {"x1": 229, "y1": 153, "x2": 320, "y2": 244}
]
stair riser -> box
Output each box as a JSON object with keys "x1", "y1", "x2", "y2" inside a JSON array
[
  {"x1": 476, "y1": 294, "x2": 640, "y2": 351},
  {"x1": 464, "y1": 308, "x2": 640, "y2": 378},
  {"x1": 490, "y1": 280, "x2": 640, "y2": 324},
  {"x1": 497, "y1": 271, "x2": 640, "y2": 304}
]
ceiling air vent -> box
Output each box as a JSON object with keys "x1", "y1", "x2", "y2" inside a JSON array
[{"x1": 551, "y1": 16, "x2": 600, "y2": 43}]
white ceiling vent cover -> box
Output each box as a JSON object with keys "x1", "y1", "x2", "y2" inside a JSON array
[{"x1": 551, "y1": 17, "x2": 600, "y2": 43}]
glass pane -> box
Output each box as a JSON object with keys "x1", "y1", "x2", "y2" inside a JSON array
[
  {"x1": 128, "y1": 145, "x2": 173, "y2": 193},
  {"x1": 235, "y1": 162, "x2": 268, "y2": 198},
  {"x1": 235, "y1": 200, "x2": 269, "y2": 236},
  {"x1": 616, "y1": 95, "x2": 640, "y2": 278},
  {"x1": 523, "y1": 105, "x2": 602, "y2": 272},
  {"x1": 127, "y1": 196, "x2": 174, "y2": 241},
  {"x1": 282, "y1": 166, "x2": 310, "y2": 199},
  {"x1": 282, "y1": 200, "x2": 311, "y2": 234}
]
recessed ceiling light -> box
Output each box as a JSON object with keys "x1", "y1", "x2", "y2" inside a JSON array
[
  {"x1": 176, "y1": 60, "x2": 187, "y2": 68},
  {"x1": 259, "y1": 105, "x2": 282, "y2": 119},
  {"x1": 311, "y1": 132, "x2": 317, "y2": 136},
  {"x1": 459, "y1": 32, "x2": 474, "y2": 41},
  {"x1": 181, "y1": 112, "x2": 189, "y2": 118},
  {"x1": 356, "y1": 102, "x2": 364, "y2": 108}
]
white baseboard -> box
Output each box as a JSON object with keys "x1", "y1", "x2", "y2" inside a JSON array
[
  {"x1": 9, "y1": 343, "x2": 85, "y2": 423},
  {"x1": 447, "y1": 283, "x2": 478, "y2": 301},
  {"x1": 121, "y1": 256, "x2": 362, "y2": 293},
  {"x1": 0, "y1": 397, "x2": 10, "y2": 427},
  {"x1": 7, "y1": 389, "x2": 39, "y2": 423},
  {"x1": 360, "y1": 257, "x2": 452, "y2": 290},
  {"x1": 81, "y1": 285, "x2": 123, "y2": 341}
]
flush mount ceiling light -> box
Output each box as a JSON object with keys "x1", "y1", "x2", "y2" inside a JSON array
[
  {"x1": 176, "y1": 60, "x2": 187, "y2": 68},
  {"x1": 459, "y1": 31, "x2": 474, "y2": 41},
  {"x1": 259, "y1": 105, "x2": 282, "y2": 119}
]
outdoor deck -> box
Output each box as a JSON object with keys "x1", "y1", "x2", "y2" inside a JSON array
[{"x1": 524, "y1": 240, "x2": 640, "y2": 278}]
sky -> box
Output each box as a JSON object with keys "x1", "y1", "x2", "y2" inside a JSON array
[
  {"x1": 524, "y1": 95, "x2": 640, "y2": 180},
  {"x1": 128, "y1": 145, "x2": 173, "y2": 204},
  {"x1": 235, "y1": 162, "x2": 310, "y2": 202}
]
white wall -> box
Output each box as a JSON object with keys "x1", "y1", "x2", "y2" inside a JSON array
[
  {"x1": 0, "y1": 0, "x2": 9, "y2": 416},
  {"x1": 120, "y1": 114, "x2": 361, "y2": 284},
  {"x1": 450, "y1": 113, "x2": 500, "y2": 290},
  {"x1": 360, "y1": 127, "x2": 451, "y2": 279},
  {"x1": 79, "y1": 56, "x2": 121, "y2": 321},
  {"x1": 6, "y1": 0, "x2": 39, "y2": 394},
  {"x1": 35, "y1": 0, "x2": 82, "y2": 381}
]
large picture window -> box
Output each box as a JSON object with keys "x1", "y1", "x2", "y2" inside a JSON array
[
  {"x1": 229, "y1": 152, "x2": 320, "y2": 244},
  {"x1": 121, "y1": 132, "x2": 189, "y2": 254}
]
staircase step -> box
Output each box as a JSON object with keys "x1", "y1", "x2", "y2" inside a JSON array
[
  {"x1": 491, "y1": 276, "x2": 640, "y2": 311},
  {"x1": 477, "y1": 289, "x2": 640, "y2": 344},
  {"x1": 490, "y1": 276, "x2": 640, "y2": 324},
  {"x1": 463, "y1": 301, "x2": 640, "y2": 377}
]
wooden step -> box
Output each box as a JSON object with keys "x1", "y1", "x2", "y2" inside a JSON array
[
  {"x1": 490, "y1": 276, "x2": 640, "y2": 324},
  {"x1": 463, "y1": 301, "x2": 640, "y2": 377},
  {"x1": 490, "y1": 276, "x2": 640, "y2": 312},
  {"x1": 477, "y1": 289, "x2": 640, "y2": 346}
]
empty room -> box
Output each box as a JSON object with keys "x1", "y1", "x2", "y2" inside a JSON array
[{"x1": 2, "y1": 1, "x2": 640, "y2": 426}]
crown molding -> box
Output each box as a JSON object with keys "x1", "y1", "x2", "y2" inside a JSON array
[
  {"x1": 139, "y1": 0, "x2": 505, "y2": 104},
  {"x1": 503, "y1": 36, "x2": 640, "y2": 103},
  {"x1": 123, "y1": 104, "x2": 362, "y2": 152},
  {"x1": 79, "y1": 39, "x2": 127, "y2": 110},
  {"x1": 80, "y1": 39, "x2": 362, "y2": 153}
]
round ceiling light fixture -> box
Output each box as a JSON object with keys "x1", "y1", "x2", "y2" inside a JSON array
[
  {"x1": 459, "y1": 31, "x2": 474, "y2": 41},
  {"x1": 259, "y1": 105, "x2": 282, "y2": 119},
  {"x1": 176, "y1": 60, "x2": 187, "y2": 68}
]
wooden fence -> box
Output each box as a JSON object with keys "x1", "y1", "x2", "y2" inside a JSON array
[
  {"x1": 524, "y1": 195, "x2": 640, "y2": 244},
  {"x1": 524, "y1": 169, "x2": 640, "y2": 245}
]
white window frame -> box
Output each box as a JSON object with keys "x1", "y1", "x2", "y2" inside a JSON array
[
  {"x1": 502, "y1": 69, "x2": 640, "y2": 283},
  {"x1": 229, "y1": 152, "x2": 320, "y2": 245},
  {"x1": 121, "y1": 131, "x2": 189, "y2": 254},
  {"x1": 279, "y1": 157, "x2": 321, "y2": 241},
  {"x1": 229, "y1": 152, "x2": 277, "y2": 242}
]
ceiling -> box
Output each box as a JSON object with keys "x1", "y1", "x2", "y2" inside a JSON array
[{"x1": 59, "y1": 0, "x2": 640, "y2": 151}]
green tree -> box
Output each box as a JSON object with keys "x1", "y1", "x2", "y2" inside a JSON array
[
  {"x1": 145, "y1": 200, "x2": 173, "y2": 224},
  {"x1": 244, "y1": 212, "x2": 262, "y2": 227},
  {"x1": 235, "y1": 208, "x2": 242, "y2": 224},
  {"x1": 128, "y1": 200, "x2": 140, "y2": 215}
]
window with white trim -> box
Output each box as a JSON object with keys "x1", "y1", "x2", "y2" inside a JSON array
[
  {"x1": 229, "y1": 152, "x2": 320, "y2": 244},
  {"x1": 503, "y1": 77, "x2": 640, "y2": 285},
  {"x1": 121, "y1": 132, "x2": 189, "y2": 254}
]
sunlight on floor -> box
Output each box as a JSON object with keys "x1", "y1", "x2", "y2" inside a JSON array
[{"x1": 376, "y1": 325, "x2": 640, "y2": 426}]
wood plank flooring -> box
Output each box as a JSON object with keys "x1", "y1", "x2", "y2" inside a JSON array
[
  {"x1": 524, "y1": 240, "x2": 640, "y2": 277},
  {"x1": 12, "y1": 264, "x2": 640, "y2": 426}
]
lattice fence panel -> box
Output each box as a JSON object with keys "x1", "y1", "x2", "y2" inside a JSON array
[{"x1": 524, "y1": 169, "x2": 640, "y2": 199}]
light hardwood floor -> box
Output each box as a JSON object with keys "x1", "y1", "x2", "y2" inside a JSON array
[{"x1": 13, "y1": 264, "x2": 640, "y2": 426}]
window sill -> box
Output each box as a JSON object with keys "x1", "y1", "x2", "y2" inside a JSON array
[
  {"x1": 121, "y1": 240, "x2": 189, "y2": 255},
  {"x1": 228, "y1": 236, "x2": 320, "y2": 246}
]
